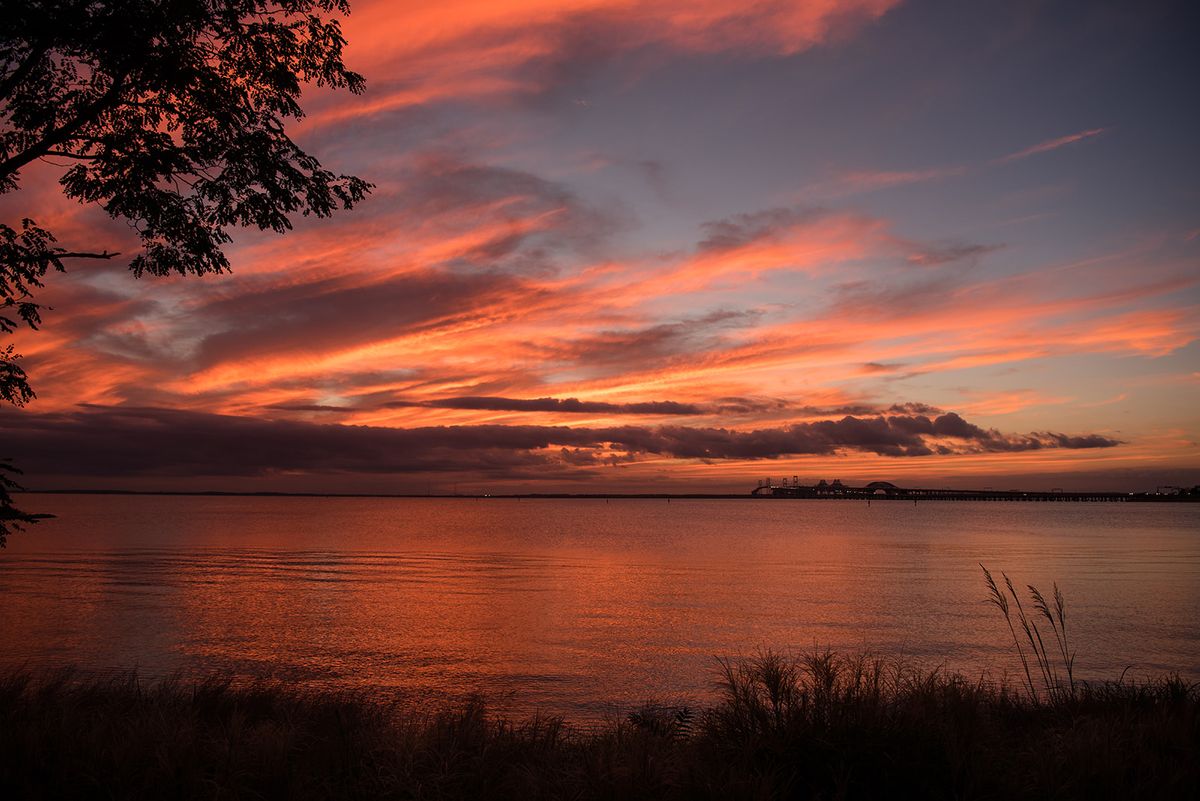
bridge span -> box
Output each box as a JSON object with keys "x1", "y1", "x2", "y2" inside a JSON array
[{"x1": 750, "y1": 479, "x2": 1197, "y2": 502}]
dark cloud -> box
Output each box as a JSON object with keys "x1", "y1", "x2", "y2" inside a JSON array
[
  {"x1": 797, "y1": 404, "x2": 890, "y2": 417},
  {"x1": 0, "y1": 406, "x2": 1121, "y2": 482},
  {"x1": 710, "y1": 397, "x2": 793, "y2": 415},
  {"x1": 861, "y1": 362, "x2": 905, "y2": 374},
  {"x1": 1041, "y1": 433, "x2": 1123, "y2": 449},
  {"x1": 697, "y1": 207, "x2": 827, "y2": 252},
  {"x1": 393, "y1": 154, "x2": 618, "y2": 263},
  {"x1": 932, "y1": 411, "x2": 988, "y2": 438},
  {"x1": 831, "y1": 277, "x2": 954, "y2": 318},
  {"x1": 713, "y1": 399, "x2": 944, "y2": 418},
  {"x1": 178, "y1": 154, "x2": 621, "y2": 371},
  {"x1": 886, "y1": 402, "x2": 943, "y2": 415},
  {"x1": 271, "y1": 395, "x2": 948, "y2": 422},
  {"x1": 906, "y1": 242, "x2": 1003, "y2": 266},
  {"x1": 4, "y1": 406, "x2": 586, "y2": 479},
  {"x1": 193, "y1": 269, "x2": 535, "y2": 369},
  {"x1": 541, "y1": 309, "x2": 758, "y2": 370},
  {"x1": 385, "y1": 396, "x2": 706, "y2": 415}
]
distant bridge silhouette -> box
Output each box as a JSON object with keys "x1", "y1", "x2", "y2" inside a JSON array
[{"x1": 751, "y1": 478, "x2": 1197, "y2": 502}]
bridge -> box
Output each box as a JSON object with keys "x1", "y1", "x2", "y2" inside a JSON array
[{"x1": 749, "y1": 478, "x2": 1196, "y2": 502}]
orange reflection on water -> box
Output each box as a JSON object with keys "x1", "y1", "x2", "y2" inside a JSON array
[{"x1": 2, "y1": 495, "x2": 1198, "y2": 718}]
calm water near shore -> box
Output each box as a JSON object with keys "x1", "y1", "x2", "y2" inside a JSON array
[{"x1": 2, "y1": 494, "x2": 1198, "y2": 718}]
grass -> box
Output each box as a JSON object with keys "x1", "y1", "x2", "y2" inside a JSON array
[
  {"x1": 1, "y1": 572, "x2": 1197, "y2": 800},
  {"x1": 982, "y1": 564, "x2": 1077, "y2": 702}
]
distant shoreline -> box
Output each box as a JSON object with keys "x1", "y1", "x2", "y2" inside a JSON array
[
  {"x1": 17, "y1": 489, "x2": 752, "y2": 499},
  {"x1": 15, "y1": 488, "x2": 1199, "y2": 501}
]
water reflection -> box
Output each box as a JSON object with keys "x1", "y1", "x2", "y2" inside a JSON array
[{"x1": 2, "y1": 496, "x2": 1198, "y2": 718}]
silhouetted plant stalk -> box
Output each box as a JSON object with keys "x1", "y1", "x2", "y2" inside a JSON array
[{"x1": 981, "y1": 564, "x2": 1076, "y2": 702}]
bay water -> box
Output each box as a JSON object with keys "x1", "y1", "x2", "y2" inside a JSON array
[{"x1": 2, "y1": 495, "x2": 1197, "y2": 718}]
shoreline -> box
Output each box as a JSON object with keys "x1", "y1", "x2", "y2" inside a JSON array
[{"x1": 16, "y1": 489, "x2": 1200, "y2": 501}]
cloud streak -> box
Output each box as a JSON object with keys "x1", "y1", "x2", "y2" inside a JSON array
[
  {"x1": 0, "y1": 406, "x2": 1121, "y2": 483},
  {"x1": 383, "y1": 396, "x2": 705, "y2": 416},
  {"x1": 311, "y1": 0, "x2": 902, "y2": 124},
  {"x1": 998, "y1": 128, "x2": 1107, "y2": 163}
]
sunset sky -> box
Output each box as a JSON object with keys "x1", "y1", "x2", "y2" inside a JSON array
[{"x1": 3, "y1": 0, "x2": 1198, "y2": 493}]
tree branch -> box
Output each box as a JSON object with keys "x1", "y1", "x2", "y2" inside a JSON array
[
  {"x1": 56, "y1": 250, "x2": 121, "y2": 259},
  {"x1": 0, "y1": 70, "x2": 128, "y2": 182},
  {"x1": 42, "y1": 150, "x2": 99, "y2": 160},
  {"x1": 0, "y1": 42, "x2": 50, "y2": 104}
]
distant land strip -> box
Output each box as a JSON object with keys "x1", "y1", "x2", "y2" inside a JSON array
[
  {"x1": 14, "y1": 487, "x2": 1200, "y2": 502},
  {"x1": 17, "y1": 490, "x2": 751, "y2": 499}
]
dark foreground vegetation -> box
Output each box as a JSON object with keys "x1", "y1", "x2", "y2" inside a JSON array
[
  {"x1": 1, "y1": 654, "x2": 1196, "y2": 801},
  {"x1": 3, "y1": 571, "x2": 1196, "y2": 800}
]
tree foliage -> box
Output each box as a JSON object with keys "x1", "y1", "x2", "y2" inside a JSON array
[{"x1": 0, "y1": 0, "x2": 372, "y2": 544}]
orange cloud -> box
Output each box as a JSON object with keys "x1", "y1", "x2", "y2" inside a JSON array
[
  {"x1": 800, "y1": 166, "x2": 967, "y2": 199},
  {"x1": 306, "y1": 0, "x2": 900, "y2": 124},
  {"x1": 954, "y1": 390, "x2": 1074, "y2": 417}
]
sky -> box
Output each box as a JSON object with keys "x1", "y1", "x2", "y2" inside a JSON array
[{"x1": 3, "y1": 0, "x2": 1198, "y2": 493}]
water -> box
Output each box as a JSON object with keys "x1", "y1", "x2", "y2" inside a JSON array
[{"x1": 2, "y1": 495, "x2": 1198, "y2": 719}]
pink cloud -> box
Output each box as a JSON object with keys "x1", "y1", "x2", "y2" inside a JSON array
[
  {"x1": 997, "y1": 127, "x2": 1107, "y2": 163},
  {"x1": 303, "y1": 0, "x2": 902, "y2": 125}
]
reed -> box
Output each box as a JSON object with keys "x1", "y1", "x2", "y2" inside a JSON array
[{"x1": 981, "y1": 564, "x2": 1077, "y2": 702}]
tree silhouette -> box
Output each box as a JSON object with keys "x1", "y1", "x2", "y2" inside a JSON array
[{"x1": 0, "y1": 0, "x2": 372, "y2": 544}]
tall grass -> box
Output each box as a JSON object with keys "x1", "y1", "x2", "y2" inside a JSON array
[
  {"x1": 3, "y1": 658, "x2": 1193, "y2": 800},
  {"x1": 1, "y1": 575, "x2": 1196, "y2": 800},
  {"x1": 981, "y1": 564, "x2": 1077, "y2": 702}
]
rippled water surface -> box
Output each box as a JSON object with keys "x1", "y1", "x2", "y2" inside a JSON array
[{"x1": 2, "y1": 495, "x2": 1198, "y2": 717}]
